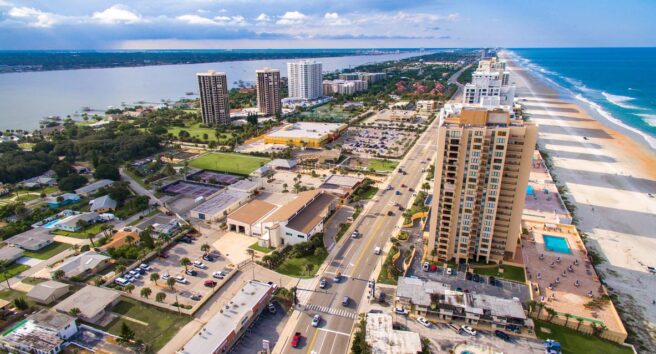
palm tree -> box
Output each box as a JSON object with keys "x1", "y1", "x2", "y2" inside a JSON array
[
  {"x1": 69, "y1": 307, "x2": 81, "y2": 317},
  {"x1": 545, "y1": 307, "x2": 557, "y2": 322},
  {"x1": 576, "y1": 318, "x2": 583, "y2": 331},
  {"x1": 180, "y1": 257, "x2": 191, "y2": 270},
  {"x1": 200, "y1": 243, "x2": 210, "y2": 256},
  {"x1": 116, "y1": 265, "x2": 126, "y2": 274},
  {"x1": 156, "y1": 292, "x2": 166, "y2": 303},
  {"x1": 87, "y1": 232, "x2": 96, "y2": 248},
  {"x1": 140, "y1": 287, "x2": 152, "y2": 299},
  {"x1": 125, "y1": 235, "x2": 135, "y2": 245},
  {"x1": 0, "y1": 261, "x2": 12, "y2": 289},
  {"x1": 304, "y1": 263, "x2": 313, "y2": 276},
  {"x1": 564, "y1": 313, "x2": 573, "y2": 327},
  {"x1": 527, "y1": 300, "x2": 538, "y2": 317},
  {"x1": 125, "y1": 284, "x2": 135, "y2": 294},
  {"x1": 166, "y1": 277, "x2": 176, "y2": 290},
  {"x1": 52, "y1": 269, "x2": 65, "y2": 281},
  {"x1": 150, "y1": 272, "x2": 159, "y2": 285}
]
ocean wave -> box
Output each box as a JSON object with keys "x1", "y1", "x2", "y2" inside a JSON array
[
  {"x1": 637, "y1": 113, "x2": 656, "y2": 127},
  {"x1": 575, "y1": 94, "x2": 656, "y2": 149},
  {"x1": 601, "y1": 91, "x2": 642, "y2": 110}
]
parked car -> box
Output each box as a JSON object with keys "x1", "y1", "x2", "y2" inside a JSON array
[
  {"x1": 193, "y1": 261, "x2": 207, "y2": 269},
  {"x1": 161, "y1": 272, "x2": 170, "y2": 280},
  {"x1": 268, "y1": 303, "x2": 277, "y2": 314},
  {"x1": 351, "y1": 230, "x2": 360, "y2": 238},
  {"x1": 394, "y1": 307, "x2": 408, "y2": 316},
  {"x1": 378, "y1": 292, "x2": 386, "y2": 303},
  {"x1": 461, "y1": 325, "x2": 477, "y2": 336},
  {"x1": 417, "y1": 317, "x2": 431, "y2": 328},
  {"x1": 291, "y1": 332, "x2": 302, "y2": 348},
  {"x1": 139, "y1": 263, "x2": 150, "y2": 270},
  {"x1": 312, "y1": 314, "x2": 321, "y2": 327},
  {"x1": 175, "y1": 275, "x2": 188, "y2": 284},
  {"x1": 204, "y1": 280, "x2": 217, "y2": 287},
  {"x1": 185, "y1": 269, "x2": 198, "y2": 276},
  {"x1": 137, "y1": 268, "x2": 146, "y2": 275},
  {"x1": 422, "y1": 262, "x2": 430, "y2": 272},
  {"x1": 212, "y1": 271, "x2": 225, "y2": 279},
  {"x1": 190, "y1": 294, "x2": 201, "y2": 301},
  {"x1": 342, "y1": 296, "x2": 350, "y2": 306},
  {"x1": 115, "y1": 278, "x2": 130, "y2": 286},
  {"x1": 202, "y1": 254, "x2": 215, "y2": 262},
  {"x1": 319, "y1": 278, "x2": 327, "y2": 288},
  {"x1": 446, "y1": 268, "x2": 453, "y2": 276},
  {"x1": 494, "y1": 330, "x2": 511, "y2": 341},
  {"x1": 180, "y1": 236, "x2": 192, "y2": 244}
]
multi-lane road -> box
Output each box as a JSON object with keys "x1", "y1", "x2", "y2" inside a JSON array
[{"x1": 278, "y1": 116, "x2": 440, "y2": 354}]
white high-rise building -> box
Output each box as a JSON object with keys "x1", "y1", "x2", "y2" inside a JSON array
[
  {"x1": 287, "y1": 60, "x2": 323, "y2": 100},
  {"x1": 463, "y1": 58, "x2": 515, "y2": 107}
]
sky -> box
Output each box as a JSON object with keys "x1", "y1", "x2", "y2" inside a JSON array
[{"x1": 0, "y1": 0, "x2": 654, "y2": 49}]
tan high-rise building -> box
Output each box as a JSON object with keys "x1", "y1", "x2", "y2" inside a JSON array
[
  {"x1": 256, "y1": 68, "x2": 282, "y2": 116},
  {"x1": 197, "y1": 70, "x2": 230, "y2": 126},
  {"x1": 428, "y1": 105, "x2": 537, "y2": 264}
]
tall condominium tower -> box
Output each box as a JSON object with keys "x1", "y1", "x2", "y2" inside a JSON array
[
  {"x1": 256, "y1": 68, "x2": 282, "y2": 116},
  {"x1": 428, "y1": 105, "x2": 537, "y2": 264},
  {"x1": 197, "y1": 70, "x2": 230, "y2": 126},
  {"x1": 287, "y1": 60, "x2": 323, "y2": 100},
  {"x1": 463, "y1": 58, "x2": 515, "y2": 107}
]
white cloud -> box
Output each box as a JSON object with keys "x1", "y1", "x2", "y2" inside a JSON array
[
  {"x1": 0, "y1": 0, "x2": 13, "y2": 7},
  {"x1": 177, "y1": 14, "x2": 216, "y2": 25},
  {"x1": 324, "y1": 12, "x2": 350, "y2": 26},
  {"x1": 276, "y1": 11, "x2": 306, "y2": 25},
  {"x1": 8, "y1": 6, "x2": 61, "y2": 27},
  {"x1": 324, "y1": 12, "x2": 339, "y2": 20},
  {"x1": 256, "y1": 13, "x2": 271, "y2": 22},
  {"x1": 92, "y1": 5, "x2": 141, "y2": 24}
]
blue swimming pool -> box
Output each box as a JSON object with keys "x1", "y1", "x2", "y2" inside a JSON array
[
  {"x1": 543, "y1": 235, "x2": 572, "y2": 254},
  {"x1": 527, "y1": 185, "x2": 535, "y2": 196},
  {"x1": 42, "y1": 218, "x2": 61, "y2": 228}
]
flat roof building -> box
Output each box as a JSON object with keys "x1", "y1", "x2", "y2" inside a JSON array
[
  {"x1": 190, "y1": 190, "x2": 250, "y2": 222},
  {"x1": 51, "y1": 251, "x2": 110, "y2": 279},
  {"x1": 198, "y1": 70, "x2": 230, "y2": 126},
  {"x1": 264, "y1": 122, "x2": 347, "y2": 148},
  {"x1": 54, "y1": 285, "x2": 120, "y2": 325},
  {"x1": 179, "y1": 281, "x2": 274, "y2": 354},
  {"x1": 366, "y1": 313, "x2": 422, "y2": 354},
  {"x1": 27, "y1": 280, "x2": 70, "y2": 305},
  {"x1": 287, "y1": 60, "x2": 323, "y2": 100},
  {"x1": 6, "y1": 227, "x2": 54, "y2": 251},
  {"x1": 227, "y1": 200, "x2": 278, "y2": 237},
  {"x1": 320, "y1": 174, "x2": 364, "y2": 198},
  {"x1": 0, "y1": 309, "x2": 77, "y2": 354}
]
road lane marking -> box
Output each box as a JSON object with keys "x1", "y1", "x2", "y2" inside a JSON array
[
  {"x1": 318, "y1": 328, "x2": 351, "y2": 337},
  {"x1": 304, "y1": 304, "x2": 357, "y2": 319},
  {"x1": 306, "y1": 329, "x2": 319, "y2": 354}
]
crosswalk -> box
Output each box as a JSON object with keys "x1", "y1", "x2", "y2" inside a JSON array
[{"x1": 304, "y1": 304, "x2": 357, "y2": 320}]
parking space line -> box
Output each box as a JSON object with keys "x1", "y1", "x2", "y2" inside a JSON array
[{"x1": 318, "y1": 328, "x2": 351, "y2": 337}]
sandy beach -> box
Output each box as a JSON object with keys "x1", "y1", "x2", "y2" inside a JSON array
[{"x1": 503, "y1": 53, "x2": 656, "y2": 348}]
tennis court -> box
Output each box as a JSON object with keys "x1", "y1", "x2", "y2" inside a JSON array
[
  {"x1": 161, "y1": 181, "x2": 220, "y2": 198},
  {"x1": 188, "y1": 170, "x2": 240, "y2": 185}
]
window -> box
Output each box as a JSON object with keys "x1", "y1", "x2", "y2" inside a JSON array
[
  {"x1": 297, "y1": 235, "x2": 305, "y2": 238},
  {"x1": 487, "y1": 202, "x2": 496, "y2": 208},
  {"x1": 472, "y1": 151, "x2": 480, "y2": 157},
  {"x1": 285, "y1": 232, "x2": 292, "y2": 236},
  {"x1": 465, "y1": 202, "x2": 473, "y2": 208}
]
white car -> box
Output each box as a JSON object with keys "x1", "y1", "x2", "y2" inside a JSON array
[
  {"x1": 193, "y1": 261, "x2": 207, "y2": 269},
  {"x1": 394, "y1": 307, "x2": 408, "y2": 316},
  {"x1": 374, "y1": 246, "x2": 381, "y2": 255},
  {"x1": 446, "y1": 268, "x2": 453, "y2": 276},
  {"x1": 312, "y1": 314, "x2": 321, "y2": 327},
  {"x1": 161, "y1": 272, "x2": 170, "y2": 280},
  {"x1": 460, "y1": 325, "x2": 477, "y2": 336},
  {"x1": 417, "y1": 317, "x2": 431, "y2": 328},
  {"x1": 422, "y1": 262, "x2": 430, "y2": 272},
  {"x1": 175, "y1": 275, "x2": 188, "y2": 284},
  {"x1": 212, "y1": 271, "x2": 225, "y2": 279}
]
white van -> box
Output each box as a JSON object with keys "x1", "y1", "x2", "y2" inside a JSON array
[
  {"x1": 115, "y1": 277, "x2": 130, "y2": 286},
  {"x1": 374, "y1": 246, "x2": 381, "y2": 255}
]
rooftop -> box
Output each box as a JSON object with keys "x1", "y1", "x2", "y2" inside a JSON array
[
  {"x1": 264, "y1": 189, "x2": 320, "y2": 223},
  {"x1": 2, "y1": 321, "x2": 64, "y2": 353},
  {"x1": 27, "y1": 280, "x2": 69, "y2": 303},
  {"x1": 29, "y1": 309, "x2": 76, "y2": 332},
  {"x1": 268, "y1": 159, "x2": 297, "y2": 169},
  {"x1": 6, "y1": 227, "x2": 54, "y2": 250},
  {"x1": 191, "y1": 190, "x2": 249, "y2": 216},
  {"x1": 228, "y1": 200, "x2": 277, "y2": 225},
  {"x1": 54, "y1": 285, "x2": 120, "y2": 320},
  {"x1": 286, "y1": 192, "x2": 336, "y2": 234},
  {"x1": 321, "y1": 174, "x2": 363, "y2": 189},
  {"x1": 227, "y1": 179, "x2": 259, "y2": 193},
  {"x1": 0, "y1": 246, "x2": 23, "y2": 262},
  {"x1": 52, "y1": 251, "x2": 109, "y2": 278},
  {"x1": 89, "y1": 195, "x2": 117, "y2": 211},
  {"x1": 366, "y1": 313, "x2": 422, "y2": 354},
  {"x1": 56, "y1": 212, "x2": 99, "y2": 229},
  {"x1": 180, "y1": 281, "x2": 273, "y2": 354},
  {"x1": 266, "y1": 122, "x2": 346, "y2": 140},
  {"x1": 75, "y1": 179, "x2": 114, "y2": 194}
]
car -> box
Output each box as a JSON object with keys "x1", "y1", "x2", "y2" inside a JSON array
[
  {"x1": 319, "y1": 278, "x2": 327, "y2": 288},
  {"x1": 401, "y1": 183, "x2": 407, "y2": 188},
  {"x1": 175, "y1": 275, "x2": 188, "y2": 284},
  {"x1": 212, "y1": 271, "x2": 225, "y2": 279},
  {"x1": 472, "y1": 274, "x2": 480, "y2": 282},
  {"x1": 422, "y1": 262, "x2": 430, "y2": 272},
  {"x1": 387, "y1": 210, "x2": 395, "y2": 216},
  {"x1": 128, "y1": 270, "x2": 138, "y2": 276},
  {"x1": 333, "y1": 272, "x2": 342, "y2": 283},
  {"x1": 202, "y1": 254, "x2": 215, "y2": 262},
  {"x1": 190, "y1": 294, "x2": 202, "y2": 301},
  {"x1": 446, "y1": 268, "x2": 452, "y2": 276},
  {"x1": 342, "y1": 296, "x2": 350, "y2": 306},
  {"x1": 268, "y1": 303, "x2": 277, "y2": 314},
  {"x1": 408, "y1": 187, "x2": 415, "y2": 192},
  {"x1": 351, "y1": 230, "x2": 359, "y2": 238},
  {"x1": 417, "y1": 317, "x2": 431, "y2": 328},
  {"x1": 185, "y1": 269, "x2": 198, "y2": 276},
  {"x1": 115, "y1": 277, "x2": 130, "y2": 286},
  {"x1": 398, "y1": 205, "x2": 405, "y2": 211},
  {"x1": 193, "y1": 261, "x2": 207, "y2": 269},
  {"x1": 139, "y1": 263, "x2": 150, "y2": 270},
  {"x1": 494, "y1": 330, "x2": 511, "y2": 341},
  {"x1": 466, "y1": 272, "x2": 473, "y2": 280},
  {"x1": 161, "y1": 272, "x2": 170, "y2": 280},
  {"x1": 312, "y1": 314, "x2": 321, "y2": 327},
  {"x1": 395, "y1": 190, "x2": 401, "y2": 195},
  {"x1": 180, "y1": 236, "x2": 192, "y2": 244},
  {"x1": 394, "y1": 307, "x2": 408, "y2": 316},
  {"x1": 204, "y1": 280, "x2": 217, "y2": 287},
  {"x1": 461, "y1": 325, "x2": 477, "y2": 336},
  {"x1": 291, "y1": 332, "x2": 301, "y2": 347},
  {"x1": 378, "y1": 292, "x2": 386, "y2": 303},
  {"x1": 489, "y1": 276, "x2": 496, "y2": 285},
  {"x1": 374, "y1": 246, "x2": 381, "y2": 255}
]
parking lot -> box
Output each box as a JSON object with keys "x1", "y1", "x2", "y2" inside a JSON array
[
  {"x1": 359, "y1": 109, "x2": 428, "y2": 130},
  {"x1": 125, "y1": 231, "x2": 234, "y2": 307},
  {"x1": 231, "y1": 300, "x2": 289, "y2": 354},
  {"x1": 341, "y1": 127, "x2": 416, "y2": 158}
]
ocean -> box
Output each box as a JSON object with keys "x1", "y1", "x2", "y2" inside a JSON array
[{"x1": 508, "y1": 47, "x2": 656, "y2": 149}]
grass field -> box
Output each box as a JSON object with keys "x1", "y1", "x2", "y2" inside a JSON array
[
  {"x1": 368, "y1": 159, "x2": 399, "y2": 172},
  {"x1": 101, "y1": 298, "x2": 191, "y2": 352},
  {"x1": 276, "y1": 253, "x2": 326, "y2": 278},
  {"x1": 189, "y1": 152, "x2": 271, "y2": 175},
  {"x1": 0, "y1": 263, "x2": 30, "y2": 282},
  {"x1": 472, "y1": 264, "x2": 526, "y2": 283},
  {"x1": 22, "y1": 242, "x2": 71, "y2": 260},
  {"x1": 53, "y1": 223, "x2": 105, "y2": 239},
  {"x1": 534, "y1": 319, "x2": 632, "y2": 354},
  {"x1": 167, "y1": 123, "x2": 234, "y2": 142},
  {"x1": 297, "y1": 103, "x2": 353, "y2": 122},
  {"x1": 249, "y1": 242, "x2": 273, "y2": 254}
]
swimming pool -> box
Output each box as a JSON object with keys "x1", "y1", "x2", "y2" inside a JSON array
[
  {"x1": 543, "y1": 235, "x2": 572, "y2": 254},
  {"x1": 527, "y1": 185, "x2": 535, "y2": 196},
  {"x1": 42, "y1": 218, "x2": 62, "y2": 228}
]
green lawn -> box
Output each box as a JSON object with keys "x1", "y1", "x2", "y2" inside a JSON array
[
  {"x1": 100, "y1": 298, "x2": 191, "y2": 352},
  {"x1": 0, "y1": 289, "x2": 32, "y2": 306},
  {"x1": 189, "y1": 152, "x2": 271, "y2": 175},
  {"x1": 249, "y1": 242, "x2": 273, "y2": 254},
  {"x1": 368, "y1": 159, "x2": 399, "y2": 172},
  {"x1": 167, "y1": 123, "x2": 234, "y2": 142},
  {"x1": 0, "y1": 263, "x2": 29, "y2": 282},
  {"x1": 472, "y1": 264, "x2": 526, "y2": 283},
  {"x1": 22, "y1": 242, "x2": 71, "y2": 260},
  {"x1": 356, "y1": 186, "x2": 378, "y2": 200},
  {"x1": 377, "y1": 246, "x2": 400, "y2": 285},
  {"x1": 534, "y1": 319, "x2": 632, "y2": 354},
  {"x1": 276, "y1": 254, "x2": 327, "y2": 278},
  {"x1": 53, "y1": 223, "x2": 105, "y2": 239}
]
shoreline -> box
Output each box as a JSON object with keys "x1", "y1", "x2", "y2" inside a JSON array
[{"x1": 505, "y1": 53, "x2": 656, "y2": 348}]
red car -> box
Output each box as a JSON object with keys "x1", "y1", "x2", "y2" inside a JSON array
[
  {"x1": 291, "y1": 332, "x2": 302, "y2": 348},
  {"x1": 204, "y1": 280, "x2": 217, "y2": 287}
]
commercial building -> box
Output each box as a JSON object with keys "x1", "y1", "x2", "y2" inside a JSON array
[
  {"x1": 463, "y1": 57, "x2": 515, "y2": 107},
  {"x1": 416, "y1": 100, "x2": 439, "y2": 112},
  {"x1": 395, "y1": 277, "x2": 530, "y2": 331},
  {"x1": 261, "y1": 190, "x2": 336, "y2": 247},
  {"x1": 51, "y1": 251, "x2": 110, "y2": 279},
  {"x1": 227, "y1": 200, "x2": 277, "y2": 237},
  {"x1": 0, "y1": 246, "x2": 23, "y2": 264},
  {"x1": 0, "y1": 310, "x2": 78, "y2": 354},
  {"x1": 263, "y1": 122, "x2": 347, "y2": 148},
  {"x1": 322, "y1": 79, "x2": 368, "y2": 95},
  {"x1": 428, "y1": 106, "x2": 537, "y2": 264},
  {"x1": 197, "y1": 70, "x2": 230, "y2": 126},
  {"x1": 53, "y1": 285, "x2": 120, "y2": 325},
  {"x1": 179, "y1": 281, "x2": 274, "y2": 354},
  {"x1": 320, "y1": 174, "x2": 364, "y2": 198},
  {"x1": 256, "y1": 68, "x2": 282, "y2": 116},
  {"x1": 27, "y1": 281, "x2": 70, "y2": 305},
  {"x1": 339, "y1": 72, "x2": 386, "y2": 83},
  {"x1": 366, "y1": 313, "x2": 422, "y2": 354},
  {"x1": 190, "y1": 190, "x2": 250, "y2": 222},
  {"x1": 267, "y1": 159, "x2": 297, "y2": 170},
  {"x1": 287, "y1": 60, "x2": 323, "y2": 100}
]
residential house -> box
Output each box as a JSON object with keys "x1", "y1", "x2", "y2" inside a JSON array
[
  {"x1": 53, "y1": 285, "x2": 120, "y2": 325},
  {"x1": 27, "y1": 281, "x2": 70, "y2": 305},
  {"x1": 51, "y1": 251, "x2": 110, "y2": 279},
  {"x1": 89, "y1": 195, "x2": 117, "y2": 213},
  {"x1": 54, "y1": 212, "x2": 99, "y2": 232},
  {"x1": 47, "y1": 193, "x2": 81, "y2": 208},
  {"x1": 0, "y1": 309, "x2": 77, "y2": 354}
]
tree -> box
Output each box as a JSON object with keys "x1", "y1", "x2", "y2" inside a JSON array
[
  {"x1": 138, "y1": 230, "x2": 154, "y2": 249},
  {"x1": 120, "y1": 322, "x2": 136, "y2": 344},
  {"x1": 116, "y1": 265, "x2": 126, "y2": 273},
  {"x1": 87, "y1": 232, "x2": 96, "y2": 248},
  {"x1": 156, "y1": 292, "x2": 166, "y2": 303},
  {"x1": 200, "y1": 243, "x2": 210, "y2": 255},
  {"x1": 150, "y1": 272, "x2": 159, "y2": 285},
  {"x1": 140, "y1": 287, "x2": 152, "y2": 299},
  {"x1": 247, "y1": 114, "x2": 258, "y2": 126},
  {"x1": 0, "y1": 261, "x2": 12, "y2": 289},
  {"x1": 180, "y1": 257, "x2": 191, "y2": 270},
  {"x1": 13, "y1": 297, "x2": 28, "y2": 310},
  {"x1": 166, "y1": 277, "x2": 176, "y2": 290},
  {"x1": 52, "y1": 269, "x2": 65, "y2": 280},
  {"x1": 125, "y1": 284, "x2": 135, "y2": 294},
  {"x1": 69, "y1": 307, "x2": 81, "y2": 317},
  {"x1": 58, "y1": 174, "x2": 88, "y2": 192},
  {"x1": 94, "y1": 163, "x2": 120, "y2": 181},
  {"x1": 304, "y1": 263, "x2": 313, "y2": 276},
  {"x1": 125, "y1": 235, "x2": 135, "y2": 245}
]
